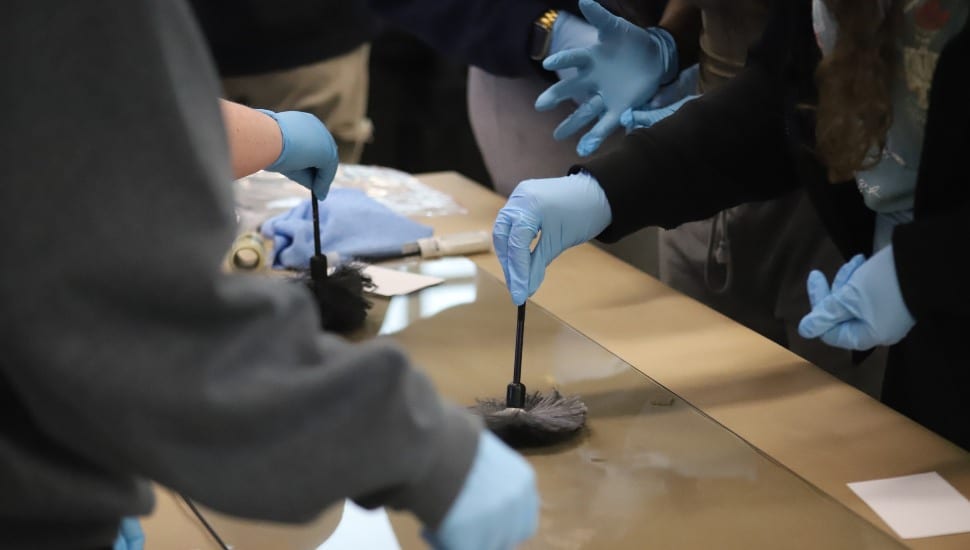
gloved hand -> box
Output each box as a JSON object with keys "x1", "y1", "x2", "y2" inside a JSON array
[
  {"x1": 535, "y1": 0, "x2": 678, "y2": 156},
  {"x1": 620, "y1": 93, "x2": 699, "y2": 131},
  {"x1": 621, "y1": 63, "x2": 700, "y2": 131},
  {"x1": 113, "y1": 517, "x2": 145, "y2": 550},
  {"x1": 645, "y1": 63, "x2": 700, "y2": 110},
  {"x1": 493, "y1": 171, "x2": 612, "y2": 305},
  {"x1": 547, "y1": 11, "x2": 599, "y2": 82},
  {"x1": 424, "y1": 431, "x2": 539, "y2": 550},
  {"x1": 798, "y1": 246, "x2": 916, "y2": 350},
  {"x1": 258, "y1": 109, "x2": 339, "y2": 200}
]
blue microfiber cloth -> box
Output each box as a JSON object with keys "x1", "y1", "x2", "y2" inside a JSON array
[{"x1": 260, "y1": 188, "x2": 433, "y2": 269}]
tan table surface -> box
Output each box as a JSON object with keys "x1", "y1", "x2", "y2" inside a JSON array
[
  {"x1": 143, "y1": 171, "x2": 970, "y2": 549},
  {"x1": 415, "y1": 172, "x2": 970, "y2": 549}
]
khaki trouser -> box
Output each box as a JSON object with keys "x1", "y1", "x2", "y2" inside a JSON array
[{"x1": 221, "y1": 44, "x2": 373, "y2": 163}]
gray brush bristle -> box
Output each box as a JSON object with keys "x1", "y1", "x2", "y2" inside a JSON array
[{"x1": 472, "y1": 389, "x2": 587, "y2": 448}]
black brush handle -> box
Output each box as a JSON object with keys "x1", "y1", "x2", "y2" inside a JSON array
[
  {"x1": 506, "y1": 303, "x2": 527, "y2": 408},
  {"x1": 311, "y1": 193, "x2": 323, "y2": 258},
  {"x1": 310, "y1": 192, "x2": 328, "y2": 282},
  {"x1": 512, "y1": 303, "x2": 526, "y2": 383}
]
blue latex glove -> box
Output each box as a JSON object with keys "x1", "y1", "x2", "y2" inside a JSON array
[
  {"x1": 259, "y1": 188, "x2": 433, "y2": 269},
  {"x1": 113, "y1": 517, "x2": 145, "y2": 550},
  {"x1": 645, "y1": 63, "x2": 699, "y2": 109},
  {"x1": 423, "y1": 431, "x2": 538, "y2": 550},
  {"x1": 798, "y1": 246, "x2": 916, "y2": 350},
  {"x1": 620, "y1": 93, "x2": 699, "y2": 131},
  {"x1": 493, "y1": 171, "x2": 612, "y2": 305},
  {"x1": 547, "y1": 11, "x2": 599, "y2": 82},
  {"x1": 535, "y1": 0, "x2": 678, "y2": 157},
  {"x1": 620, "y1": 63, "x2": 700, "y2": 131},
  {"x1": 258, "y1": 109, "x2": 339, "y2": 200}
]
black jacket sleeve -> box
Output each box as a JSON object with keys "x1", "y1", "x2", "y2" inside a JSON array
[
  {"x1": 370, "y1": 0, "x2": 579, "y2": 77},
  {"x1": 892, "y1": 25, "x2": 970, "y2": 320}
]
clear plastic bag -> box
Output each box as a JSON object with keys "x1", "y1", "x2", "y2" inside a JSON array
[
  {"x1": 232, "y1": 165, "x2": 466, "y2": 232},
  {"x1": 331, "y1": 165, "x2": 466, "y2": 217},
  {"x1": 232, "y1": 171, "x2": 307, "y2": 232}
]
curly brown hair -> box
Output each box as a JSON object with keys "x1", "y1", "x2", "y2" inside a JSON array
[{"x1": 814, "y1": 0, "x2": 902, "y2": 182}]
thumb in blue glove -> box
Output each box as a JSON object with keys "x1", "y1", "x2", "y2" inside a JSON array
[
  {"x1": 423, "y1": 431, "x2": 539, "y2": 550},
  {"x1": 620, "y1": 93, "x2": 699, "y2": 132},
  {"x1": 113, "y1": 517, "x2": 145, "y2": 550},
  {"x1": 258, "y1": 109, "x2": 339, "y2": 200},
  {"x1": 493, "y1": 171, "x2": 612, "y2": 305},
  {"x1": 798, "y1": 246, "x2": 916, "y2": 350},
  {"x1": 547, "y1": 11, "x2": 599, "y2": 83},
  {"x1": 535, "y1": 0, "x2": 678, "y2": 157}
]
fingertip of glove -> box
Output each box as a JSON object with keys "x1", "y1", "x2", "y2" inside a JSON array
[
  {"x1": 619, "y1": 109, "x2": 633, "y2": 127},
  {"x1": 807, "y1": 269, "x2": 827, "y2": 285},
  {"x1": 541, "y1": 54, "x2": 560, "y2": 71},
  {"x1": 577, "y1": 138, "x2": 600, "y2": 156},
  {"x1": 578, "y1": 0, "x2": 606, "y2": 17},
  {"x1": 797, "y1": 316, "x2": 820, "y2": 339},
  {"x1": 552, "y1": 127, "x2": 574, "y2": 142},
  {"x1": 534, "y1": 96, "x2": 555, "y2": 112}
]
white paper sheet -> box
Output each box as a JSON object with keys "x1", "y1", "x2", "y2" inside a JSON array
[
  {"x1": 847, "y1": 472, "x2": 970, "y2": 539},
  {"x1": 317, "y1": 501, "x2": 401, "y2": 549},
  {"x1": 363, "y1": 265, "x2": 443, "y2": 297}
]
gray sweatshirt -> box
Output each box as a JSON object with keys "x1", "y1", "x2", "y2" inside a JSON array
[{"x1": 0, "y1": 1, "x2": 479, "y2": 548}]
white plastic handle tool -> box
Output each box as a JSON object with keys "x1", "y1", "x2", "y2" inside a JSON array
[{"x1": 417, "y1": 230, "x2": 491, "y2": 258}]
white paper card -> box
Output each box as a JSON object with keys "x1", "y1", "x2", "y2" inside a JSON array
[
  {"x1": 363, "y1": 265, "x2": 444, "y2": 297},
  {"x1": 847, "y1": 472, "x2": 970, "y2": 539},
  {"x1": 317, "y1": 500, "x2": 401, "y2": 549}
]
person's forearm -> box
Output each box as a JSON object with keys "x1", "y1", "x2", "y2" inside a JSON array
[
  {"x1": 220, "y1": 99, "x2": 282, "y2": 179},
  {"x1": 658, "y1": 0, "x2": 702, "y2": 72}
]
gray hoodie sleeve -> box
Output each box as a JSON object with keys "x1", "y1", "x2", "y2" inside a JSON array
[{"x1": 1, "y1": 0, "x2": 478, "y2": 529}]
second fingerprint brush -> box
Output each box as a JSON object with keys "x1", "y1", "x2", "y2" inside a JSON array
[{"x1": 472, "y1": 303, "x2": 588, "y2": 448}]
